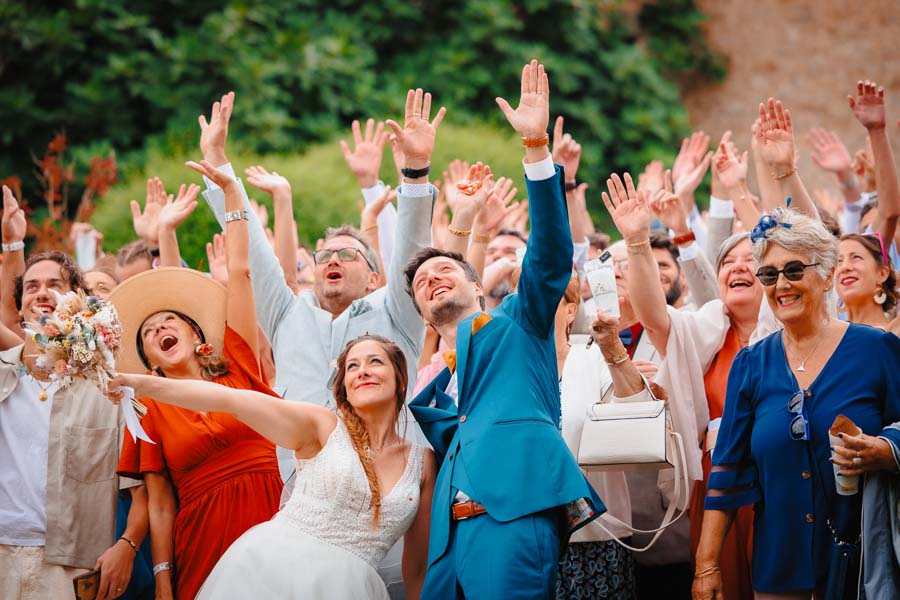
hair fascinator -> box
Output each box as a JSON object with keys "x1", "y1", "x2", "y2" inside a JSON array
[{"x1": 750, "y1": 196, "x2": 793, "y2": 243}]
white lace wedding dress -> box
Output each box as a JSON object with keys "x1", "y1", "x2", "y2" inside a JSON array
[{"x1": 197, "y1": 419, "x2": 425, "y2": 599}]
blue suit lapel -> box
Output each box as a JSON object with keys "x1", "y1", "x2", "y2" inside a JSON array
[
  {"x1": 455, "y1": 313, "x2": 476, "y2": 402},
  {"x1": 408, "y1": 368, "x2": 457, "y2": 462}
]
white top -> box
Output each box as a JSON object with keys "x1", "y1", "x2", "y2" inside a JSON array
[
  {"x1": 280, "y1": 419, "x2": 424, "y2": 567},
  {"x1": 0, "y1": 375, "x2": 57, "y2": 545}
]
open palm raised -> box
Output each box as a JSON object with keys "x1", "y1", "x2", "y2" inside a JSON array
[
  {"x1": 496, "y1": 59, "x2": 550, "y2": 138},
  {"x1": 601, "y1": 173, "x2": 652, "y2": 243},
  {"x1": 756, "y1": 98, "x2": 795, "y2": 170}
]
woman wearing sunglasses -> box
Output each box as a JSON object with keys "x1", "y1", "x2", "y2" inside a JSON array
[{"x1": 693, "y1": 207, "x2": 900, "y2": 599}]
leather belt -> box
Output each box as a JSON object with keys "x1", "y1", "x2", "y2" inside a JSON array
[{"x1": 451, "y1": 500, "x2": 487, "y2": 521}]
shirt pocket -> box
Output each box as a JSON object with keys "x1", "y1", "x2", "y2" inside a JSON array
[{"x1": 65, "y1": 426, "x2": 117, "y2": 484}]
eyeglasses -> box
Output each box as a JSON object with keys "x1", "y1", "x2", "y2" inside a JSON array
[
  {"x1": 788, "y1": 389, "x2": 810, "y2": 441},
  {"x1": 755, "y1": 261, "x2": 819, "y2": 286},
  {"x1": 313, "y1": 247, "x2": 376, "y2": 271}
]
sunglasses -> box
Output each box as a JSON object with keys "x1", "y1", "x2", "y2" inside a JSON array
[
  {"x1": 788, "y1": 389, "x2": 810, "y2": 441},
  {"x1": 862, "y1": 231, "x2": 890, "y2": 265},
  {"x1": 755, "y1": 261, "x2": 819, "y2": 286},
  {"x1": 313, "y1": 247, "x2": 376, "y2": 271}
]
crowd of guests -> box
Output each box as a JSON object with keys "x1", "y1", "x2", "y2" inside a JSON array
[{"x1": 0, "y1": 59, "x2": 899, "y2": 600}]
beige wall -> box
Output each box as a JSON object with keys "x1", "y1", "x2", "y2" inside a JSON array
[{"x1": 682, "y1": 0, "x2": 900, "y2": 195}]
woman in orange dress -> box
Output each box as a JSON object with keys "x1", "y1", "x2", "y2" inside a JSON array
[{"x1": 113, "y1": 158, "x2": 282, "y2": 600}]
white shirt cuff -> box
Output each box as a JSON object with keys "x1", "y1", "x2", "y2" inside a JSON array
[
  {"x1": 361, "y1": 181, "x2": 386, "y2": 205},
  {"x1": 401, "y1": 182, "x2": 432, "y2": 198},
  {"x1": 522, "y1": 155, "x2": 555, "y2": 181},
  {"x1": 677, "y1": 241, "x2": 700, "y2": 261},
  {"x1": 708, "y1": 196, "x2": 735, "y2": 219},
  {"x1": 202, "y1": 162, "x2": 237, "y2": 191}
]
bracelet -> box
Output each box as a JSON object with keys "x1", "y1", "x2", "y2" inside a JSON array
[
  {"x1": 119, "y1": 536, "x2": 139, "y2": 554},
  {"x1": 772, "y1": 166, "x2": 797, "y2": 180},
  {"x1": 672, "y1": 231, "x2": 696, "y2": 246},
  {"x1": 361, "y1": 224, "x2": 378, "y2": 234},
  {"x1": 521, "y1": 134, "x2": 550, "y2": 148},
  {"x1": 564, "y1": 181, "x2": 578, "y2": 192},
  {"x1": 472, "y1": 232, "x2": 492, "y2": 244},
  {"x1": 626, "y1": 239, "x2": 651, "y2": 254},
  {"x1": 401, "y1": 164, "x2": 431, "y2": 179},
  {"x1": 447, "y1": 225, "x2": 471, "y2": 237},
  {"x1": 1, "y1": 240, "x2": 24, "y2": 253},
  {"x1": 152, "y1": 561, "x2": 171, "y2": 576},
  {"x1": 604, "y1": 350, "x2": 630, "y2": 366},
  {"x1": 695, "y1": 564, "x2": 720, "y2": 578},
  {"x1": 224, "y1": 210, "x2": 248, "y2": 223}
]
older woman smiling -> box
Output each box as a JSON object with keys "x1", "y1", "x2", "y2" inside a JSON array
[{"x1": 693, "y1": 208, "x2": 900, "y2": 599}]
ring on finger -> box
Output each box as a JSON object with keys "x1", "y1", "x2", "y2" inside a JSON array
[{"x1": 852, "y1": 456, "x2": 862, "y2": 465}]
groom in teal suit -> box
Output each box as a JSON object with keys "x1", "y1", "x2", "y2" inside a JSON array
[{"x1": 403, "y1": 60, "x2": 605, "y2": 599}]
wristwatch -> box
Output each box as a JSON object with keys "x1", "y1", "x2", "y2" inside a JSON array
[{"x1": 401, "y1": 165, "x2": 430, "y2": 179}]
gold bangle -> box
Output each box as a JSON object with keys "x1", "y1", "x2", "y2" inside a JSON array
[
  {"x1": 472, "y1": 232, "x2": 492, "y2": 244},
  {"x1": 626, "y1": 239, "x2": 651, "y2": 254},
  {"x1": 361, "y1": 224, "x2": 378, "y2": 233},
  {"x1": 772, "y1": 166, "x2": 797, "y2": 180},
  {"x1": 604, "y1": 351, "x2": 630, "y2": 366},
  {"x1": 447, "y1": 225, "x2": 471, "y2": 237},
  {"x1": 521, "y1": 134, "x2": 550, "y2": 148}
]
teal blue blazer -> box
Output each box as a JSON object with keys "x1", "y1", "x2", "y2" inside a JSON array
[{"x1": 409, "y1": 165, "x2": 605, "y2": 567}]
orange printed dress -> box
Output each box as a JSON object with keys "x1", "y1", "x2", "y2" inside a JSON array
[
  {"x1": 117, "y1": 326, "x2": 283, "y2": 600},
  {"x1": 688, "y1": 326, "x2": 754, "y2": 600}
]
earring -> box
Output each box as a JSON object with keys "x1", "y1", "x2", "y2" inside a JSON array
[
  {"x1": 874, "y1": 289, "x2": 887, "y2": 305},
  {"x1": 195, "y1": 343, "x2": 214, "y2": 357}
]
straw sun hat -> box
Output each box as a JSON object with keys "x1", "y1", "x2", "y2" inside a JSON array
[{"x1": 108, "y1": 267, "x2": 226, "y2": 374}]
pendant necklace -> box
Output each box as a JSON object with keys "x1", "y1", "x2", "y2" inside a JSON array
[
  {"x1": 33, "y1": 377, "x2": 54, "y2": 401},
  {"x1": 787, "y1": 322, "x2": 828, "y2": 372}
]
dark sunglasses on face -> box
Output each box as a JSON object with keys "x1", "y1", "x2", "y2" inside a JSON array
[
  {"x1": 313, "y1": 247, "x2": 376, "y2": 271},
  {"x1": 755, "y1": 261, "x2": 819, "y2": 287}
]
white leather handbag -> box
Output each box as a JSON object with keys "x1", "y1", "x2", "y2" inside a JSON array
[{"x1": 576, "y1": 385, "x2": 689, "y2": 552}]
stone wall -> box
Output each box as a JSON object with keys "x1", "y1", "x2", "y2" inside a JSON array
[{"x1": 682, "y1": 0, "x2": 900, "y2": 195}]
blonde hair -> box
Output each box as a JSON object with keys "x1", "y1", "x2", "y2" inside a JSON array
[{"x1": 332, "y1": 335, "x2": 408, "y2": 527}]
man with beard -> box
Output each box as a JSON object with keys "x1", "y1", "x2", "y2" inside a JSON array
[
  {"x1": 405, "y1": 60, "x2": 604, "y2": 599},
  {"x1": 650, "y1": 232, "x2": 689, "y2": 308}
]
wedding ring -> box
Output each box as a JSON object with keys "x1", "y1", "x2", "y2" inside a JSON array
[
  {"x1": 413, "y1": 113, "x2": 422, "y2": 118},
  {"x1": 852, "y1": 457, "x2": 862, "y2": 465}
]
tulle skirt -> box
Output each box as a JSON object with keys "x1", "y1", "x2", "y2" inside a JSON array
[{"x1": 197, "y1": 515, "x2": 389, "y2": 600}]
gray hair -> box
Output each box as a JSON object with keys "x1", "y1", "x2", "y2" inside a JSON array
[
  {"x1": 750, "y1": 208, "x2": 838, "y2": 279},
  {"x1": 715, "y1": 233, "x2": 751, "y2": 274},
  {"x1": 324, "y1": 224, "x2": 381, "y2": 276}
]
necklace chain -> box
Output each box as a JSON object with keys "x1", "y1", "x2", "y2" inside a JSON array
[{"x1": 786, "y1": 321, "x2": 829, "y2": 372}]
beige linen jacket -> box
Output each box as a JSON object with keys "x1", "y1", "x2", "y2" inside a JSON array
[{"x1": 0, "y1": 345, "x2": 122, "y2": 569}]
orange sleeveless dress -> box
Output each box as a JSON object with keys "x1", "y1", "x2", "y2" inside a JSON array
[
  {"x1": 117, "y1": 326, "x2": 283, "y2": 600},
  {"x1": 688, "y1": 326, "x2": 754, "y2": 599}
]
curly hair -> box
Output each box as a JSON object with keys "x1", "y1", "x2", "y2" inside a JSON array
[
  {"x1": 751, "y1": 209, "x2": 838, "y2": 281},
  {"x1": 332, "y1": 334, "x2": 409, "y2": 527},
  {"x1": 840, "y1": 233, "x2": 898, "y2": 312},
  {"x1": 15, "y1": 251, "x2": 89, "y2": 312}
]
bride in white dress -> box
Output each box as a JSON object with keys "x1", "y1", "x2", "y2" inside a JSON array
[{"x1": 111, "y1": 335, "x2": 436, "y2": 599}]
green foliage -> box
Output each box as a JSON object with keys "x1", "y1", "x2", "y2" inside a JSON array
[
  {"x1": 1, "y1": 0, "x2": 724, "y2": 215},
  {"x1": 92, "y1": 122, "x2": 531, "y2": 267}
]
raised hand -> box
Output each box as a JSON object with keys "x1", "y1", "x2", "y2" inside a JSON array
[
  {"x1": 199, "y1": 92, "x2": 234, "y2": 165},
  {"x1": 1, "y1": 185, "x2": 27, "y2": 243},
  {"x1": 601, "y1": 173, "x2": 652, "y2": 244},
  {"x1": 361, "y1": 185, "x2": 397, "y2": 231},
  {"x1": 672, "y1": 131, "x2": 711, "y2": 185},
  {"x1": 806, "y1": 128, "x2": 852, "y2": 174},
  {"x1": 206, "y1": 233, "x2": 229, "y2": 286},
  {"x1": 853, "y1": 148, "x2": 876, "y2": 191},
  {"x1": 158, "y1": 184, "x2": 201, "y2": 231},
  {"x1": 637, "y1": 160, "x2": 665, "y2": 196},
  {"x1": 551, "y1": 116, "x2": 581, "y2": 181},
  {"x1": 451, "y1": 162, "x2": 494, "y2": 220},
  {"x1": 441, "y1": 159, "x2": 471, "y2": 215},
  {"x1": 714, "y1": 141, "x2": 749, "y2": 191},
  {"x1": 185, "y1": 160, "x2": 238, "y2": 192},
  {"x1": 651, "y1": 171, "x2": 689, "y2": 234},
  {"x1": 129, "y1": 177, "x2": 167, "y2": 244},
  {"x1": 755, "y1": 98, "x2": 796, "y2": 172},
  {"x1": 388, "y1": 134, "x2": 405, "y2": 183},
  {"x1": 496, "y1": 59, "x2": 550, "y2": 139},
  {"x1": 475, "y1": 176, "x2": 517, "y2": 234},
  {"x1": 340, "y1": 119, "x2": 389, "y2": 187},
  {"x1": 848, "y1": 80, "x2": 886, "y2": 131},
  {"x1": 385, "y1": 89, "x2": 446, "y2": 171},
  {"x1": 245, "y1": 165, "x2": 291, "y2": 196}
]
